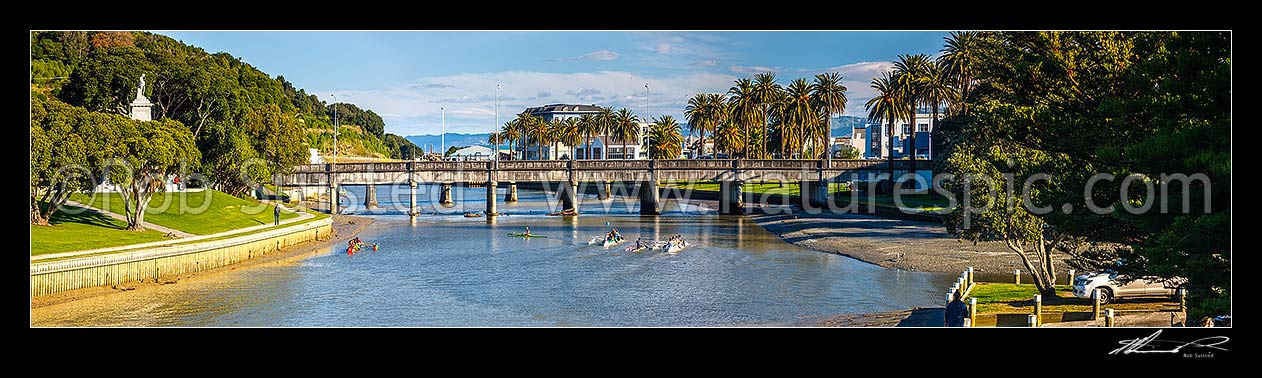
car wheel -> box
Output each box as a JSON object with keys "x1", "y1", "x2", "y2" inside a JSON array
[{"x1": 1097, "y1": 288, "x2": 1113, "y2": 305}]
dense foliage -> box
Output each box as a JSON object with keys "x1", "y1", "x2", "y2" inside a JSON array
[{"x1": 31, "y1": 31, "x2": 420, "y2": 198}]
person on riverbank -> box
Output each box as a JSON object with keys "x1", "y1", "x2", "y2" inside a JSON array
[
  {"x1": 945, "y1": 290, "x2": 968, "y2": 327},
  {"x1": 274, "y1": 204, "x2": 281, "y2": 226}
]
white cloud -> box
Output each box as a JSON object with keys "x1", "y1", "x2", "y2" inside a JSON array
[
  {"x1": 823, "y1": 61, "x2": 896, "y2": 117},
  {"x1": 729, "y1": 65, "x2": 777, "y2": 74},
  {"x1": 655, "y1": 43, "x2": 671, "y2": 54},
  {"x1": 329, "y1": 70, "x2": 738, "y2": 135},
  {"x1": 568, "y1": 49, "x2": 619, "y2": 61},
  {"x1": 692, "y1": 59, "x2": 718, "y2": 67}
]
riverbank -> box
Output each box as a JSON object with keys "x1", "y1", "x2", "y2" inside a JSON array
[
  {"x1": 751, "y1": 211, "x2": 1068, "y2": 274},
  {"x1": 30, "y1": 215, "x2": 373, "y2": 310}
]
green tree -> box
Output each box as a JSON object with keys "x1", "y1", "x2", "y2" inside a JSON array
[
  {"x1": 60, "y1": 45, "x2": 151, "y2": 114},
  {"x1": 559, "y1": 118, "x2": 582, "y2": 160},
  {"x1": 444, "y1": 145, "x2": 462, "y2": 157},
  {"x1": 648, "y1": 115, "x2": 683, "y2": 159},
  {"x1": 728, "y1": 78, "x2": 759, "y2": 158},
  {"x1": 596, "y1": 107, "x2": 616, "y2": 159},
  {"x1": 811, "y1": 72, "x2": 848, "y2": 160},
  {"x1": 865, "y1": 71, "x2": 907, "y2": 189},
  {"x1": 752, "y1": 72, "x2": 782, "y2": 159},
  {"x1": 612, "y1": 108, "x2": 640, "y2": 159},
  {"x1": 779, "y1": 78, "x2": 815, "y2": 158},
  {"x1": 684, "y1": 93, "x2": 724, "y2": 158},
  {"x1": 836, "y1": 144, "x2": 861, "y2": 159},
  {"x1": 106, "y1": 118, "x2": 201, "y2": 230},
  {"x1": 30, "y1": 99, "x2": 105, "y2": 225},
  {"x1": 244, "y1": 104, "x2": 308, "y2": 185},
  {"x1": 577, "y1": 113, "x2": 598, "y2": 160},
  {"x1": 893, "y1": 54, "x2": 932, "y2": 178},
  {"x1": 500, "y1": 119, "x2": 520, "y2": 160}
]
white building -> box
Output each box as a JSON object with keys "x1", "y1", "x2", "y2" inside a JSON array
[
  {"x1": 518, "y1": 104, "x2": 651, "y2": 160},
  {"x1": 446, "y1": 145, "x2": 494, "y2": 161},
  {"x1": 865, "y1": 113, "x2": 937, "y2": 160}
]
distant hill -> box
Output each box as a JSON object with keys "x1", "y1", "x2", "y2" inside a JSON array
[
  {"x1": 832, "y1": 115, "x2": 868, "y2": 138},
  {"x1": 406, "y1": 133, "x2": 492, "y2": 152}
]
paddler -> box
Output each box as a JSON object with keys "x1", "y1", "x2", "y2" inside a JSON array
[{"x1": 524, "y1": 227, "x2": 531, "y2": 237}]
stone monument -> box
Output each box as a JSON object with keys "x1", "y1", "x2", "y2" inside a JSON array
[{"x1": 129, "y1": 73, "x2": 152, "y2": 121}]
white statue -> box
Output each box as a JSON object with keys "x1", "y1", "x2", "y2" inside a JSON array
[{"x1": 137, "y1": 73, "x2": 146, "y2": 98}]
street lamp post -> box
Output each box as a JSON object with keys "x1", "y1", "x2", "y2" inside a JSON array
[
  {"x1": 441, "y1": 106, "x2": 445, "y2": 159},
  {"x1": 644, "y1": 82, "x2": 650, "y2": 160},
  {"x1": 331, "y1": 93, "x2": 339, "y2": 214},
  {"x1": 495, "y1": 84, "x2": 500, "y2": 162}
]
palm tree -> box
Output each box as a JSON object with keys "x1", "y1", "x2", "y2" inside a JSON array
[
  {"x1": 684, "y1": 93, "x2": 713, "y2": 158},
  {"x1": 894, "y1": 53, "x2": 932, "y2": 178},
  {"x1": 714, "y1": 117, "x2": 742, "y2": 157},
  {"x1": 865, "y1": 71, "x2": 906, "y2": 191},
  {"x1": 612, "y1": 108, "x2": 640, "y2": 159},
  {"x1": 596, "y1": 107, "x2": 615, "y2": 159},
  {"x1": 728, "y1": 78, "x2": 759, "y2": 158},
  {"x1": 577, "y1": 113, "x2": 597, "y2": 160},
  {"x1": 648, "y1": 115, "x2": 683, "y2": 159},
  {"x1": 500, "y1": 121, "x2": 520, "y2": 160},
  {"x1": 940, "y1": 31, "x2": 980, "y2": 117},
  {"x1": 559, "y1": 118, "x2": 582, "y2": 160},
  {"x1": 487, "y1": 131, "x2": 502, "y2": 160},
  {"x1": 919, "y1": 62, "x2": 957, "y2": 159},
  {"x1": 811, "y1": 72, "x2": 848, "y2": 160},
  {"x1": 752, "y1": 72, "x2": 782, "y2": 158},
  {"x1": 781, "y1": 78, "x2": 815, "y2": 159},
  {"x1": 548, "y1": 118, "x2": 566, "y2": 160}
]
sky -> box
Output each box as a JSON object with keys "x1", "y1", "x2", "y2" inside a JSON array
[{"x1": 155, "y1": 31, "x2": 949, "y2": 136}]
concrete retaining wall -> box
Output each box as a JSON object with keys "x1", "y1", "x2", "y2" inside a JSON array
[{"x1": 30, "y1": 218, "x2": 332, "y2": 297}]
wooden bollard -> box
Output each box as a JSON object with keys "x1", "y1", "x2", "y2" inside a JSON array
[
  {"x1": 957, "y1": 278, "x2": 966, "y2": 295},
  {"x1": 1105, "y1": 309, "x2": 1115, "y2": 327},
  {"x1": 966, "y1": 267, "x2": 974, "y2": 287},
  {"x1": 969, "y1": 297, "x2": 977, "y2": 327},
  {"x1": 1067, "y1": 269, "x2": 1075, "y2": 286},
  {"x1": 1014, "y1": 269, "x2": 1021, "y2": 284},
  {"x1": 1091, "y1": 288, "x2": 1101, "y2": 320},
  {"x1": 1033, "y1": 294, "x2": 1042, "y2": 327},
  {"x1": 1178, "y1": 288, "x2": 1187, "y2": 312},
  {"x1": 1028, "y1": 314, "x2": 1038, "y2": 327}
]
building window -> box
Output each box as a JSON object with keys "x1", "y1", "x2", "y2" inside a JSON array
[
  {"x1": 918, "y1": 123, "x2": 929, "y2": 132},
  {"x1": 902, "y1": 125, "x2": 911, "y2": 135}
]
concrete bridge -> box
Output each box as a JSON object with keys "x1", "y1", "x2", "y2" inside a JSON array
[{"x1": 276, "y1": 159, "x2": 927, "y2": 216}]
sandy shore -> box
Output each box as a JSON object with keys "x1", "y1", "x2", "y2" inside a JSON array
[
  {"x1": 751, "y1": 211, "x2": 1068, "y2": 274},
  {"x1": 30, "y1": 215, "x2": 374, "y2": 310}
]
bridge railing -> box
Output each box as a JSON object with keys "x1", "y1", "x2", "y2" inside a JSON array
[
  {"x1": 743, "y1": 159, "x2": 821, "y2": 170},
  {"x1": 412, "y1": 161, "x2": 490, "y2": 171},
  {"x1": 574, "y1": 160, "x2": 651, "y2": 170},
  {"x1": 654, "y1": 159, "x2": 735, "y2": 169},
  {"x1": 497, "y1": 160, "x2": 568, "y2": 170}
]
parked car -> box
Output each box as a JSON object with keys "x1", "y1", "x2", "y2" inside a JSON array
[{"x1": 1073, "y1": 271, "x2": 1186, "y2": 304}]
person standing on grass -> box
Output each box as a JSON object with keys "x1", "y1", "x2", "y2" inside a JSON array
[
  {"x1": 945, "y1": 290, "x2": 968, "y2": 327},
  {"x1": 274, "y1": 204, "x2": 281, "y2": 226}
]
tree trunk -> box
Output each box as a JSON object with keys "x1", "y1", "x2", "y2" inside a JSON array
[
  {"x1": 907, "y1": 105, "x2": 917, "y2": 186},
  {"x1": 886, "y1": 118, "x2": 895, "y2": 194},
  {"x1": 931, "y1": 101, "x2": 939, "y2": 161}
]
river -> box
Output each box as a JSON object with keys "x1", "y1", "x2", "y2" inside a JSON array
[{"x1": 30, "y1": 185, "x2": 956, "y2": 326}]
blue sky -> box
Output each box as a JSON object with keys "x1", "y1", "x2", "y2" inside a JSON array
[{"x1": 156, "y1": 31, "x2": 949, "y2": 136}]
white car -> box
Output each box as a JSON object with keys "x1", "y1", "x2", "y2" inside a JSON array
[{"x1": 1073, "y1": 272, "x2": 1186, "y2": 304}]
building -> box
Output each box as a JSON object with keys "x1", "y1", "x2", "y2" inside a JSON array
[
  {"x1": 864, "y1": 113, "x2": 937, "y2": 160},
  {"x1": 446, "y1": 145, "x2": 494, "y2": 161},
  {"x1": 518, "y1": 104, "x2": 651, "y2": 160},
  {"x1": 308, "y1": 148, "x2": 323, "y2": 164}
]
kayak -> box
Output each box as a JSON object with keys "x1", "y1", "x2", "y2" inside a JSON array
[
  {"x1": 625, "y1": 244, "x2": 647, "y2": 253},
  {"x1": 666, "y1": 243, "x2": 685, "y2": 253},
  {"x1": 587, "y1": 236, "x2": 603, "y2": 245},
  {"x1": 507, "y1": 233, "x2": 548, "y2": 238}
]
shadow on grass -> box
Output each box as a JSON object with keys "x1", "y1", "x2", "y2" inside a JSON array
[{"x1": 45, "y1": 204, "x2": 125, "y2": 230}]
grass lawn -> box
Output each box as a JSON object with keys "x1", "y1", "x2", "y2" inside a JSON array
[
  {"x1": 33, "y1": 210, "x2": 330, "y2": 261},
  {"x1": 70, "y1": 189, "x2": 300, "y2": 235},
  {"x1": 30, "y1": 203, "x2": 169, "y2": 255},
  {"x1": 968, "y1": 283, "x2": 1177, "y2": 314}
]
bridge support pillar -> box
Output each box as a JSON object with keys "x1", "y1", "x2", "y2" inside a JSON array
[
  {"x1": 364, "y1": 184, "x2": 378, "y2": 209},
  {"x1": 408, "y1": 180, "x2": 418, "y2": 216},
  {"x1": 798, "y1": 180, "x2": 826, "y2": 210},
  {"x1": 328, "y1": 181, "x2": 338, "y2": 215},
  {"x1": 639, "y1": 180, "x2": 660, "y2": 215},
  {"x1": 486, "y1": 181, "x2": 498, "y2": 216},
  {"x1": 561, "y1": 180, "x2": 579, "y2": 213},
  {"x1": 440, "y1": 183, "x2": 454, "y2": 207},
  {"x1": 720, "y1": 180, "x2": 744, "y2": 215},
  {"x1": 598, "y1": 181, "x2": 611, "y2": 200},
  {"x1": 505, "y1": 182, "x2": 518, "y2": 203}
]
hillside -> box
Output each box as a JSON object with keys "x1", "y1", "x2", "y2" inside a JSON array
[{"x1": 30, "y1": 31, "x2": 422, "y2": 194}]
